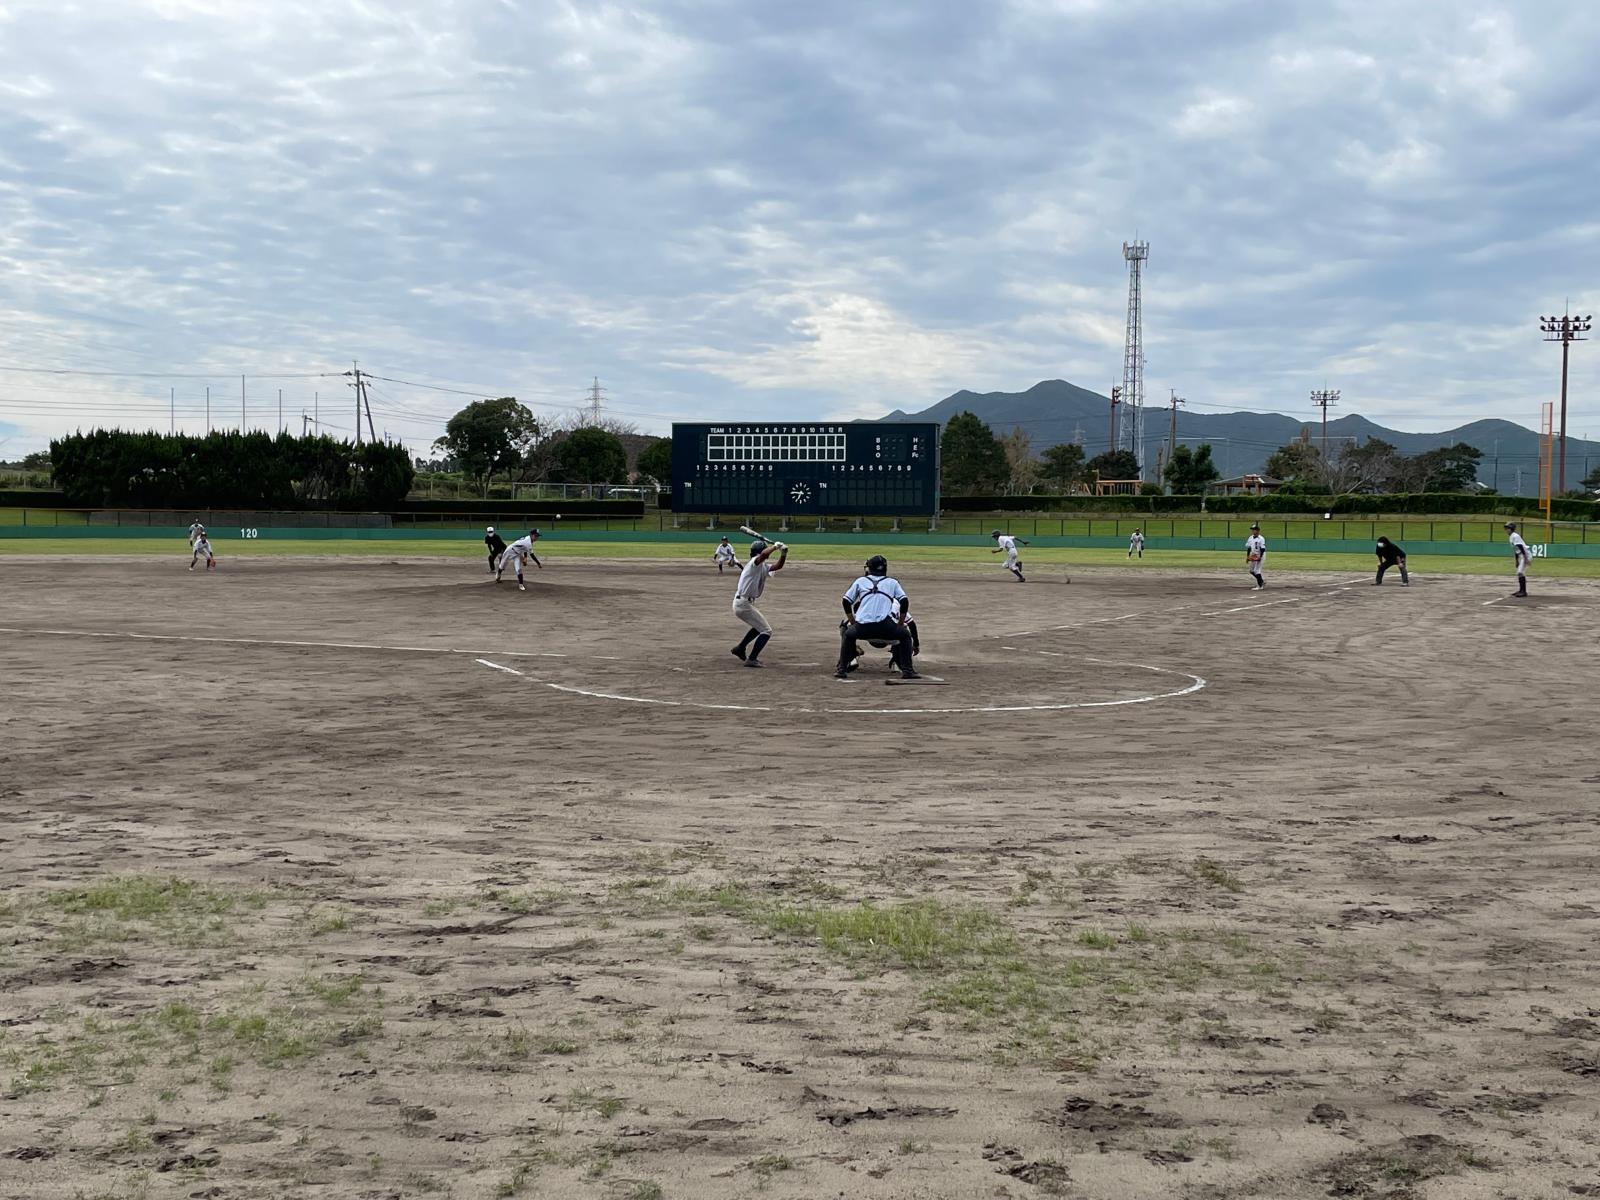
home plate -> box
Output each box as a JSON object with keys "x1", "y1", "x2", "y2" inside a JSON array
[{"x1": 885, "y1": 674, "x2": 946, "y2": 686}]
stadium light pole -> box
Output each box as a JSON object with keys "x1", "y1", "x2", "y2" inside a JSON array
[{"x1": 1541, "y1": 311, "x2": 1592, "y2": 493}]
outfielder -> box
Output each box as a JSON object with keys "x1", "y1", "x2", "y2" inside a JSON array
[
  {"x1": 495, "y1": 529, "x2": 543, "y2": 591},
  {"x1": 991, "y1": 529, "x2": 1028, "y2": 582},
  {"x1": 713, "y1": 536, "x2": 739, "y2": 574},
  {"x1": 1128, "y1": 528, "x2": 1145, "y2": 558},
  {"x1": 484, "y1": 525, "x2": 507, "y2": 574},
  {"x1": 834, "y1": 555, "x2": 918, "y2": 681},
  {"x1": 1245, "y1": 523, "x2": 1266, "y2": 588},
  {"x1": 189, "y1": 532, "x2": 215, "y2": 572},
  {"x1": 731, "y1": 538, "x2": 787, "y2": 667},
  {"x1": 1505, "y1": 522, "x2": 1531, "y2": 597},
  {"x1": 187, "y1": 521, "x2": 206, "y2": 548}
]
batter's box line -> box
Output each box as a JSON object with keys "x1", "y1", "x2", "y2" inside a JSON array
[{"x1": 472, "y1": 656, "x2": 1207, "y2": 717}]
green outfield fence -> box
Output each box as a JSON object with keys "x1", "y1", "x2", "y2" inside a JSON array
[
  {"x1": 1, "y1": 506, "x2": 1597, "y2": 544},
  {"x1": 3, "y1": 507, "x2": 1600, "y2": 559}
]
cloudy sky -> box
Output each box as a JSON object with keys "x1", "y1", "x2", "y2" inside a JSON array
[{"x1": 1, "y1": 0, "x2": 1597, "y2": 457}]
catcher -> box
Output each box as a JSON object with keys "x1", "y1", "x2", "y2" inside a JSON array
[{"x1": 833, "y1": 554, "x2": 919, "y2": 681}]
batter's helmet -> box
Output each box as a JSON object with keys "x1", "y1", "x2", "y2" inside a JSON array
[
  {"x1": 486, "y1": 525, "x2": 495, "y2": 533},
  {"x1": 991, "y1": 529, "x2": 1002, "y2": 538},
  {"x1": 865, "y1": 554, "x2": 888, "y2": 575},
  {"x1": 749, "y1": 539, "x2": 767, "y2": 557}
]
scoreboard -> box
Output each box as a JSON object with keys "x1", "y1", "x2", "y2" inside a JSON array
[{"x1": 671, "y1": 421, "x2": 940, "y2": 516}]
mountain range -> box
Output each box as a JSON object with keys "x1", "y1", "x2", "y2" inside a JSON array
[{"x1": 881, "y1": 380, "x2": 1598, "y2": 497}]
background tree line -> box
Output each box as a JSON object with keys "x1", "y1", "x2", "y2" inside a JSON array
[
  {"x1": 50, "y1": 430, "x2": 414, "y2": 509},
  {"x1": 428, "y1": 397, "x2": 673, "y2": 496},
  {"x1": 1265, "y1": 436, "x2": 1484, "y2": 494}
]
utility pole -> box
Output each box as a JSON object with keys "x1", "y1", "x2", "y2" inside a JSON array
[
  {"x1": 1166, "y1": 390, "x2": 1185, "y2": 488},
  {"x1": 1311, "y1": 388, "x2": 1340, "y2": 458},
  {"x1": 347, "y1": 363, "x2": 378, "y2": 443},
  {"x1": 1540, "y1": 311, "x2": 1592, "y2": 493},
  {"x1": 314, "y1": 391, "x2": 319, "y2": 430},
  {"x1": 1108, "y1": 385, "x2": 1121, "y2": 454}
]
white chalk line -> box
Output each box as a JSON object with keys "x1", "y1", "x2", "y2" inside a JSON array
[
  {"x1": 0, "y1": 626, "x2": 574, "y2": 660},
  {"x1": 1199, "y1": 596, "x2": 1302, "y2": 616},
  {"x1": 475, "y1": 656, "x2": 1207, "y2": 717}
]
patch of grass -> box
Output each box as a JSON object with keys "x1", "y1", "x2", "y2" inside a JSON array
[
  {"x1": 306, "y1": 910, "x2": 351, "y2": 936},
  {"x1": 47, "y1": 876, "x2": 246, "y2": 921},
  {"x1": 621, "y1": 1181, "x2": 663, "y2": 1200},
  {"x1": 560, "y1": 1088, "x2": 626, "y2": 1120},
  {"x1": 1076, "y1": 927, "x2": 1117, "y2": 949},
  {"x1": 1186, "y1": 857, "x2": 1244, "y2": 892},
  {"x1": 751, "y1": 1153, "x2": 793, "y2": 1179},
  {"x1": 755, "y1": 899, "x2": 1002, "y2": 970}
]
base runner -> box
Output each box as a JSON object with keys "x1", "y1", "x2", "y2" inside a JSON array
[
  {"x1": 495, "y1": 529, "x2": 543, "y2": 591},
  {"x1": 484, "y1": 525, "x2": 507, "y2": 574},
  {"x1": 991, "y1": 529, "x2": 1028, "y2": 582},
  {"x1": 1245, "y1": 523, "x2": 1266, "y2": 589},
  {"x1": 1505, "y1": 522, "x2": 1531, "y2": 597},
  {"x1": 731, "y1": 538, "x2": 787, "y2": 667},
  {"x1": 834, "y1": 554, "x2": 918, "y2": 681},
  {"x1": 713, "y1": 536, "x2": 739, "y2": 574}
]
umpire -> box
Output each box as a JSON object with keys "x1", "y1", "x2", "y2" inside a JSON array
[
  {"x1": 484, "y1": 525, "x2": 507, "y2": 574},
  {"x1": 834, "y1": 555, "x2": 920, "y2": 681},
  {"x1": 1374, "y1": 535, "x2": 1409, "y2": 586}
]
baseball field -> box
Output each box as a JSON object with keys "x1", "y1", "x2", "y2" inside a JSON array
[{"x1": 2, "y1": 545, "x2": 1597, "y2": 1199}]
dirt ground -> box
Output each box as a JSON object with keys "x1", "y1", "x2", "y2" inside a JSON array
[{"x1": 2, "y1": 553, "x2": 1598, "y2": 1200}]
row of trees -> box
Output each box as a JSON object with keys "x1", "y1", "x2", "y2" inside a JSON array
[
  {"x1": 50, "y1": 430, "x2": 415, "y2": 508},
  {"x1": 428, "y1": 397, "x2": 672, "y2": 497},
  {"x1": 939, "y1": 411, "x2": 1221, "y2": 496},
  {"x1": 1264, "y1": 437, "x2": 1484, "y2": 494}
]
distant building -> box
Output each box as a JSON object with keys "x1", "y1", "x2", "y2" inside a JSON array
[{"x1": 1214, "y1": 473, "x2": 1283, "y2": 496}]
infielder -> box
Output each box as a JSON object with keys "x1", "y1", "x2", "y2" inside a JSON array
[
  {"x1": 1245, "y1": 523, "x2": 1266, "y2": 588},
  {"x1": 189, "y1": 532, "x2": 215, "y2": 572},
  {"x1": 731, "y1": 538, "x2": 787, "y2": 667},
  {"x1": 1505, "y1": 522, "x2": 1531, "y2": 597},
  {"x1": 834, "y1": 555, "x2": 918, "y2": 681},
  {"x1": 713, "y1": 536, "x2": 739, "y2": 574},
  {"x1": 991, "y1": 529, "x2": 1028, "y2": 582},
  {"x1": 495, "y1": 529, "x2": 542, "y2": 591},
  {"x1": 1128, "y1": 528, "x2": 1145, "y2": 558},
  {"x1": 1374, "y1": 536, "x2": 1409, "y2": 586},
  {"x1": 484, "y1": 525, "x2": 507, "y2": 574}
]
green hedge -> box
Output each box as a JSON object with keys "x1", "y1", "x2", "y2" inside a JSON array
[{"x1": 50, "y1": 430, "x2": 414, "y2": 510}]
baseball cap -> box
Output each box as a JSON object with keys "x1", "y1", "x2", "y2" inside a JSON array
[
  {"x1": 1249, "y1": 522, "x2": 1260, "y2": 529},
  {"x1": 486, "y1": 525, "x2": 495, "y2": 533},
  {"x1": 1503, "y1": 521, "x2": 1516, "y2": 529}
]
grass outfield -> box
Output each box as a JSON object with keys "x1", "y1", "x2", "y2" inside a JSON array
[{"x1": 3, "y1": 535, "x2": 1595, "y2": 578}]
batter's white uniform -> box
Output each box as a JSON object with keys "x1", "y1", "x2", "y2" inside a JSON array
[
  {"x1": 733, "y1": 557, "x2": 773, "y2": 634},
  {"x1": 1245, "y1": 533, "x2": 1266, "y2": 578},
  {"x1": 995, "y1": 534, "x2": 1020, "y2": 570},
  {"x1": 1510, "y1": 531, "x2": 1531, "y2": 578}
]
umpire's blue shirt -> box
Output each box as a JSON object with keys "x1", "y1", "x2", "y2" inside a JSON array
[{"x1": 844, "y1": 575, "x2": 908, "y2": 622}]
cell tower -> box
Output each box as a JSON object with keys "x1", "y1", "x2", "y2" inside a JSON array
[{"x1": 1120, "y1": 240, "x2": 1149, "y2": 474}]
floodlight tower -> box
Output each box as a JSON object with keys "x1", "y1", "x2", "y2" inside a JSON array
[
  {"x1": 1311, "y1": 388, "x2": 1340, "y2": 458},
  {"x1": 1120, "y1": 241, "x2": 1149, "y2": 475},
  {"x1": 1540, "y1": 311, "x2": 1592, "y2": 493}
]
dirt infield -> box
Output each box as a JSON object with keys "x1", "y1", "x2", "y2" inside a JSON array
[{"x1": 2, "y1": 556, "x2": 1598, "y2": 1199}]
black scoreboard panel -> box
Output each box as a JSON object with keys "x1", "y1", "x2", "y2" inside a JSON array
[{"x1": 671, "y1": 422, "x2": 940, "y2": 515}]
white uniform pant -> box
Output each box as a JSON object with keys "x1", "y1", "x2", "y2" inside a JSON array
[
  {"x1": 733, "y1": 597, "x2": 771, "y2": 635},
  {"x1": 1249, "y1": 556, "x2": 1264, "y2": 577},
  {"x1": 1516, "y1": 559, "x2": 1528, "y2": 578},
  {"x1": 501, "y1": 552, "x2": 527, "y2": 578},
  {"x1": 1003, "y1": 551, "x2": 1019, "y2": 570}
]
